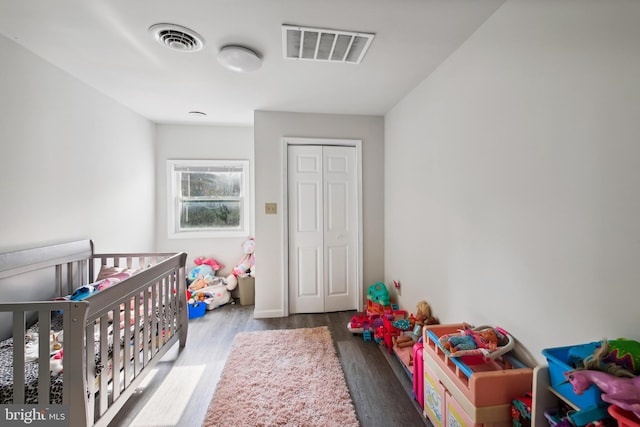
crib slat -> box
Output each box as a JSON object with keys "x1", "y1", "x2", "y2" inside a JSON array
[
  {"x1": 12, "y1": 311, "x2": 26, "y2": 404},
  {"x1": 162, "y1": 277, "x2": 170, "y2": 345},
  {"x1": 150, "y1": 283, "x2": 157, "y2": 356},
  {"x1": 111, "y1": 308, "x2": 121, "y2": 401},
  {"x1": 38, "y1": 310, "x2": 51, "y2": 403},
  {"x1": 85, "y1": 322, "x2": 96, "y2": 423},
  {"x1": 133, "y1": 292, "x2": 141, "y2": 376},
  {"x1": 142, "y1": 290, "x2": 149, "y2": 365},
  {"x1": 123, "y1": 298, "x2": 132, "y2": 388},
  {"x1": 98, "y1": 313, "x2": 109, "y2": 416},
  {"x1": 170, "y1": 272, "x2": 178, "y2": 337}
]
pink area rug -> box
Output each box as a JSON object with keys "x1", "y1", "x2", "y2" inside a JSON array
[{"x1": 203, "y1": 327, "x2": 359, "y2": 427}]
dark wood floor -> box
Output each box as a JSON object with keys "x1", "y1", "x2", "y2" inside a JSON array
[{"x1": 109, "y1": 302, "x2": 431, "y2": 427}]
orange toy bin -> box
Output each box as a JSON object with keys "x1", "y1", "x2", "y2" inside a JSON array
[
  {"x1": 609, "y1": 405, "x2": 640, "y2": 427},
  {"x1": 422, "y1": 323, "x2": 533, "y2": 421}
]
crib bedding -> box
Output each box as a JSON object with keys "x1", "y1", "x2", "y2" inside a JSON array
[
  {"x1": 0, "y1": 306, "x2": 173, "y2": 405},
  {"x1": 0, "y1": 240, "x2": 188, "y2": 427},
  {"x1": 0, "y1": 313, "x2": 65, "y2": 404}
]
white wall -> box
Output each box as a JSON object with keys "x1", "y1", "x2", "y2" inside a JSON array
[
  {"x1": 385, "y1": 0, "x2": 640, "y2": 363},
  {"x1": 0, "y1": 34, "x2": 155, "y2": 253},
  {"x1": 254, "y1": 111, "x2": 384, "y2": 318},
  {"x1": 155, "y1": 124, "x2": 254, "y2": 277}
]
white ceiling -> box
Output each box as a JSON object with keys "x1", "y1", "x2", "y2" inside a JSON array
[{"x1": 0, "y1": 0, "x2": 505, "y2": 126}]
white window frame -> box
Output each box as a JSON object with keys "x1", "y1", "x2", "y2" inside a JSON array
[{"x1": 167, "y1": 159, "x2": 250, "y2": 239}]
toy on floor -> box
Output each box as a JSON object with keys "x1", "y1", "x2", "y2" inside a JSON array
[
  {"x1": 366, "y1": 282, "x2": 391, "y2": 315},
  {"x1": 188, "y1": 283, "x2": 233, "y2": 310},
  {"x1": 564, "y1": 369, "x2": 640, "y2": 419},
  {"x1": 187, "y1": 256, "x2": 224, "y2": 292},
  {"x1": 224, "y1": 238, "x2": 255, "y2": 291},
  {"x1": 409, "y1": 300, "x2": 439, "y2": 340},
  {"x1": 347, "y1": 312, "x2": 384, "y2": 342},
  {"x1": 188, "y1": 257, "x2": 223, "y2": 282}
]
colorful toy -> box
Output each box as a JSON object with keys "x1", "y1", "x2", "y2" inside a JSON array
[
  {"x1": 437, "y1": 323, "x2": 515, "y2": 363},
  {"x1": 224, "y1": 238, "x2": 255, "y2": 291},
  {"x1": 198, "y1": 284, "x2": 233, "y2": 310},
  {"x1": 70, "y1": 284, "x2": 96, "y2": 301},
  {"x1": 233, "y1": 238, "x2": 255, "y2": 276},
  {"x1": 50, "y1": 349, "x2": 64, "y2": 376},
  {"x1": 188, "y1": 274, "x2": 219, "y2": 292},
  {"x1": 347, "y1": 312, "x2": 384, "y2": 342},
  {"x1": 579, "y1": 338, "x2": 640, "y2": 378},
  {"x1": 366, "y1": 282, "x2": 391, "y2": 315},
  {"x1": 564, "y1": 369, "x2": 640, "y2": 419},
  {"x1": 412, "y1": 300, "x2": 439, "y2": 328},
  {"x1": 441, "y1": 325, "x2": 502, "y2": 352},
  {"x1": 187, "y1": 257, "x2": 223, "y2": 284}
]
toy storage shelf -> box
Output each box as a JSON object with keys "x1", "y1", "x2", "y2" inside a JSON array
[
  {"x1": 533, "y1": 365, "x2": 616, "y2": 426},
  {"x1": 422, "y1": 323, "x2": 534, "y2": 427},
  {"x1": 532, "y1": 366, "x2": 565, "y2": 426}
]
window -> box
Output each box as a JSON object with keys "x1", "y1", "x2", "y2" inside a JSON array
[{"x1": 167, "y1": 159, "x2": 250, "y2": 238}]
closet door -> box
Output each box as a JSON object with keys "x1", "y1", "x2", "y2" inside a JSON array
[{"x1": 288, "y1": 145, "x2": 357, "y2": 313}]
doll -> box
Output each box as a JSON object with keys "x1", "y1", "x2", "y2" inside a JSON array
[{"x1": 441, "y1": 324, "x2": 503, "y2": 353}]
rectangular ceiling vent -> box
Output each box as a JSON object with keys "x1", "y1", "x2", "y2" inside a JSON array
[{"x1": 282, "y1": 24, "x2": 374, "y2": 64}]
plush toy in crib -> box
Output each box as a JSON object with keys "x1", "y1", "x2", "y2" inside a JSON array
[{"x1": 50, "y1": 350, "x2": 63, "y2": 376}]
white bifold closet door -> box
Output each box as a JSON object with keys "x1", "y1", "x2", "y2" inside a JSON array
[{"x1": 288, "y1": 144, "x2": 358, "y2": 313}]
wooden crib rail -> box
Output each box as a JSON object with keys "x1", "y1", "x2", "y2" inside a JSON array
[{"x1": 0, "y1": 300, "x2": 91, "y2": 426}]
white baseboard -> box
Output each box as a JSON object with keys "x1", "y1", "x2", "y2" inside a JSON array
[{"x1": 253, "y1": 308, "x2": 286, "y2": 318}]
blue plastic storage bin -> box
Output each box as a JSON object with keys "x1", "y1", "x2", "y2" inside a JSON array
[
  {"x1": 188, "y1": 302, "x2": 206, "y2": 319},
  {"x1": 542, "y1": 343, "x2": 603, "y2": 409}
]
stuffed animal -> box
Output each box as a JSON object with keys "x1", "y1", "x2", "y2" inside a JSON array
[
  {"x1": 232, "y1": 238, "x2": 255, "y2": 276},
  {"x1": 224, "y1": 238, "x2": 255, "y2": 291},
  {"x1": 188, "y1": 274, "x2": 215, "y2": 291},
  {"x1": 199, "y1": 284, "x2": 233, "y2": 310},
  {"x1": 50, "y1": 350, "x2": 63, "y2": 376},
  {"x1": 187, "y1": 257, "x2": 223, "y2": 284}
]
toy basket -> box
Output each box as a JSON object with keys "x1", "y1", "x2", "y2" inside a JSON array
[
  {"x1": 609, "y1": 405, "x2": 640, "y2": 427},
  {"x1": 542, "y1": 343, "x2": 603, "y2": 409},
  {"x1": 188, "y1": 302, "x2": 206, "y2": 319}
]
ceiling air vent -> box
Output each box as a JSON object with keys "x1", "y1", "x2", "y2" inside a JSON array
[
  {"x1": 282, "y1": 24, "x2": 374, "y2": 64},
  {"x1": 149, "y1": 23, "x2": 205, "y2": 53}
]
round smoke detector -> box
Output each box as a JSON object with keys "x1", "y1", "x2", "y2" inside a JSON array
[{"x1": 149, "y1": 23, "x2": 205, "y2": 52}]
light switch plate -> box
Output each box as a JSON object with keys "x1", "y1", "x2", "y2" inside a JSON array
[{"x1": 265, "y1": 203, "x2": 277, "y2": 214}]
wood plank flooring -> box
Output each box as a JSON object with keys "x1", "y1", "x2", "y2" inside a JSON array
[{"x1": 108, "y1": 302, "x2": 431, "y2": 427}]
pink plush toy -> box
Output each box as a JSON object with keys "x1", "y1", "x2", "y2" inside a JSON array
[
  {"x1": 225, "y1": 238, "x2": 255, "y2": 291},
  {"x1": 50, "y1": 350, "x2": 64, "y2": 376}
]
